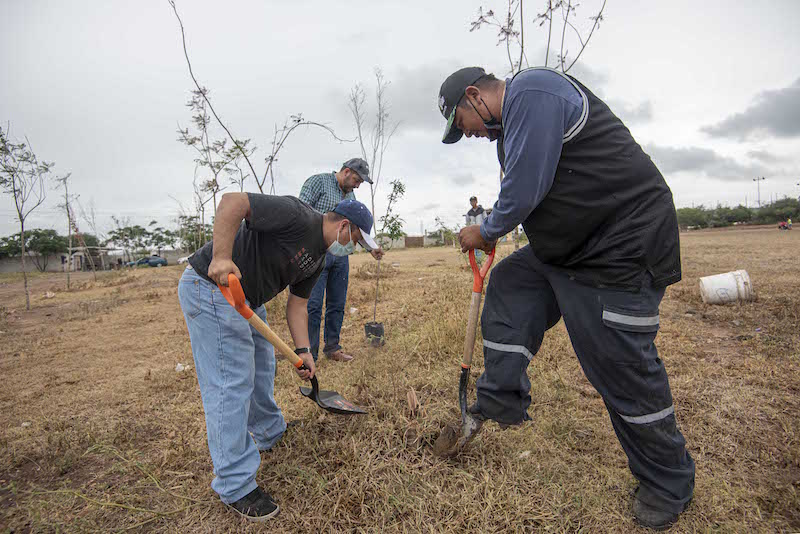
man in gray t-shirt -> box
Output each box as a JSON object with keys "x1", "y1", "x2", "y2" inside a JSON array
[{"x1": 179, "y1": 193, "x2": 379, "y2": 522}]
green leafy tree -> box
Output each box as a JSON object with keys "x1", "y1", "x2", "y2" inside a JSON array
[
  {"x1": 176, "y1": 214, "x2": 211, "y2": 253},
  {"x1": 729, "y1": 205, "x2": 753, "y2": 224},
  {"x1": 106, "y1": 218, "x2": 152, "y2": 260},
  {"x1": 0, "y1": 234, "x2": 21, "y2": 258},
  {"x1": 128, "y1": 225, "x2": 151, "y2": 256},
  {"x1": 377, "y1": 179, "x2": 406, "y2": 249},
  {"x1": 433, "y1": 216, "x2": 459, "y2": 246},
  {"x1": 676, "y1": 199, "x2": 798, "y2": 229},
  {"x1": 148, "y1": 221, "x2": 179, "y2": 255},
  {"x1": 27, "y1": 229, "x2": 68, "y2": 271},
  {"x1": 81, "y1": 233, "x2": 100, "y2": 248},
  {"x1": 0, "y1": 229, "x2": 70, "y2": 271},
  {"x1": 676, "y1": 207, "x2": 709, "y2": 228}
]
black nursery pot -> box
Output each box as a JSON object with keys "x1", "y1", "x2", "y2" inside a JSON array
[{"x1": 364, "y1": 321, "x2": 385, "y2": 347}]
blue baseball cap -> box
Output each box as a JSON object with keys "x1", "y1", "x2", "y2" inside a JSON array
[{"x1": 333, "y1": 199, "x2": 379, "y2": 251}]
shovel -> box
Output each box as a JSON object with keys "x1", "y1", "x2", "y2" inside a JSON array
[
  {"x1": 218, "y1": 273, "x2": 366, "y2": 415},
  {"x1": 433, "y1": 247, "x2": 495, "y2": 457}
]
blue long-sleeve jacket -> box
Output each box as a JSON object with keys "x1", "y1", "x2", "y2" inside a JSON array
[{"x1": 480, "y1": 70, "x2": 585, "y2": 242}]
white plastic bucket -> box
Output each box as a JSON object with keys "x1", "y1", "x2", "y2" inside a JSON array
[{"x1": 699, "y1": 270, "x2": 754, "y2": 304}]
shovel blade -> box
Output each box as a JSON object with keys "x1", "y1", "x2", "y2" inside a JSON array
[
  {"x1": 433, "y1": 366, "x2": 483, "y2": 457},
  {"x1": 300, "y1": 377, "x2": 366, "y2": 415}
]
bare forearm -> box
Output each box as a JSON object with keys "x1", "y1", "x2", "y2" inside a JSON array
[
  {"x1": 211, "y1": 193, "x2": 251, "y2": 261},
  {"x1": 286, "y1": 293, "x2": 310, "y2": 349}
]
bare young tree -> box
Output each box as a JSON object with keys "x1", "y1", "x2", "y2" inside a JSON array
[
  {"x1": 470, "y1": 0, "x2": 606, "y2": 74},
  {"x1": 223, "y1": 140, "x2": 255, "y2": 192},
  {"x1": 56, "y1": 174, "x2": 75, "y2": 288},
  {"x1": 168, "y1": 1, "x2": 351, "y2": 195},
  {"x1": 0, "y1": 126, "x2": 53, "y2": 310},
  {"x1": 259, "y1": 115, "x2": 351, "y2": 194},
  {"x1": 77, "y1": 198, "x2": 107, "y2": 270},
  {"x1": 470, "y1": 0, "x2": 606, "y2": 248},
  {"x1": 55, "y1": 174, "x2": 99, "y2": 284},
  {"x1": 348, "y1": 68, "x2": 401, "y2": 222},
  {"x1": 109, "y1": 215, "x2": 133, "y2": 262}
]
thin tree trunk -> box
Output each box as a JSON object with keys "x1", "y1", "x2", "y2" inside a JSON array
[
  {"x1": 64, "y1": 182, "x2": 71, "y2": 289},
  {"x1": 373, "y1": 259, "x2": 381, "y2": 322},
  {"x1": 212, "y1": 188, "x2": 217, "y2": 218},
  {"x1": 20, "y1": 222, "x2": 30, "y2": 310},
  {"x1": 67, "y1": 213, "x2": 72, "y2": 290}
]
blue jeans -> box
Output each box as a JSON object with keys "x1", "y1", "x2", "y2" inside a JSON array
[
  {"x1": 177, "y1": 267, "x2": 286, "y2": 504},
  {"x1": 307, "y1": 252, "x2": 349, "y2": 360}
]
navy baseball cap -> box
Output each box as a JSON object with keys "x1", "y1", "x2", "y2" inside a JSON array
[
  {"x1": 333, "y1": 199, "x2": 379, "y2": 251},
  {"x1": 438, "y1": 66, "x2": 487, "y2": 144}
]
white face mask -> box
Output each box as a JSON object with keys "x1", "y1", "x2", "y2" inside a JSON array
[{"x1": 328, "y1": 224, "x2": 355, "y2": 257}]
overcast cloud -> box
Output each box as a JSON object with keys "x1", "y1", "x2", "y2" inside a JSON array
[
  {"x1": 1, "y1": 0, "x2": 799, "y2": 238},
  {"x1": 646, "y1": 145, "x2": 769, "y2": 181},
  {"x1": 702, "y1": 78, "x2": 800, "y2": 141}
]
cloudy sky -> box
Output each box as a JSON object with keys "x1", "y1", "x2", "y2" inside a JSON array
[{"x1": 2, "y1": 0, "x2": 799, "y2": 239}]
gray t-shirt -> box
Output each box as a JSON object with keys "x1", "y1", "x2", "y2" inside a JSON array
[{"x1": 189, "y1": 194, "x2": 326, "y2": 307}]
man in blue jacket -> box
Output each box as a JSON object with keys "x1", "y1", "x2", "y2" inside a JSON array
[{"x1": 438, "y1": 66, "x2": 694, "y2": 530}]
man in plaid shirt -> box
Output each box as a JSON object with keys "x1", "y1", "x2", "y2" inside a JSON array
[{"x1": 299, "y1": 158, "x2": 383, "y2": 362}]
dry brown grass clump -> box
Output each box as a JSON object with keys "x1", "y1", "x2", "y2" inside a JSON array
[{"x1": 1, "y1": 229, "x2": 798, "y2": 532}]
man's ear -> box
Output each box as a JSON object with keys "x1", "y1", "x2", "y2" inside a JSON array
[{"x1": 464, "y1": 85, "x2": 481, "y2": 103}]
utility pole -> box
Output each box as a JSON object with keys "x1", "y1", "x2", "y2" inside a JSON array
[{"x1": 753, "y1": 176, "x2": 766, "y2": 207}]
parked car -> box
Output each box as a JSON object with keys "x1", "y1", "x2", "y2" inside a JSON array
[{"x1": 126, "y1": 256, "x2": 168, "y2": 268}]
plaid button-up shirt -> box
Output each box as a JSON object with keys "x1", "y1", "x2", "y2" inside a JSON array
[{"x1": 298, "y1": 171, "x2": 356, "y2": 214}]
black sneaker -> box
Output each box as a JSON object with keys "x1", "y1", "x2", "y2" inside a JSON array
[{"x1": 226, "y1": 487, "x2": 279, "y2": 521}]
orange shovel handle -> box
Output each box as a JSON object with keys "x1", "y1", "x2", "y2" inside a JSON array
[
  {"x1": 218, "y1": 274, "x2": 304, "y2": 369},
  {"x1": 468, "y1": 248, "x2": 496, "y2": 293}
]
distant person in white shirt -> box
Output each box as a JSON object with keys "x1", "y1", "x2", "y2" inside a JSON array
[{"x1": 465, "y1": 196, "x2": 487, "y2": 226}]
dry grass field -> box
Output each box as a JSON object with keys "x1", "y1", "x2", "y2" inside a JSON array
[{"x1": 1, "y1": 227, "x2": 798, "y2": 532}]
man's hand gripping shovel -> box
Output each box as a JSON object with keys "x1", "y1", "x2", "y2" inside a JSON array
[
  {"x1": 433, "y1": 248, "x2": 495, "y2": 457},
  {"x1": 218, "y1": 273, "x2": 366, "y2": 415}
]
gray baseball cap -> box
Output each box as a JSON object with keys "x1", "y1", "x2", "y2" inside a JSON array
[{"x1": 343, "y1": 157, "x2": 372, "y2": 184}]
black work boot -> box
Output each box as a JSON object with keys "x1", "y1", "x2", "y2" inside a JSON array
[
  {"x1": 633, "y1": 487, "x2": 690, "y2": 531},
  {"x1": 226, "y1": 487, "x2": 279, "y2": 521}
]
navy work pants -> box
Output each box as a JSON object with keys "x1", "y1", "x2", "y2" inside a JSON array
[{"x1": 476, "y1": 245, "x2": 695, "y2": 514}]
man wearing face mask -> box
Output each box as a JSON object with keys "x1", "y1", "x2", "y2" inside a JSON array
[
  {"x1": 178, "y1": 193, "x2": 379, "y2": 521},
  {"x1": 300, "y1": 158, "x2": 384, "y2": 363},
  {"x1": 438, "y1": 67, "x2": 694, "y2": 530}
]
